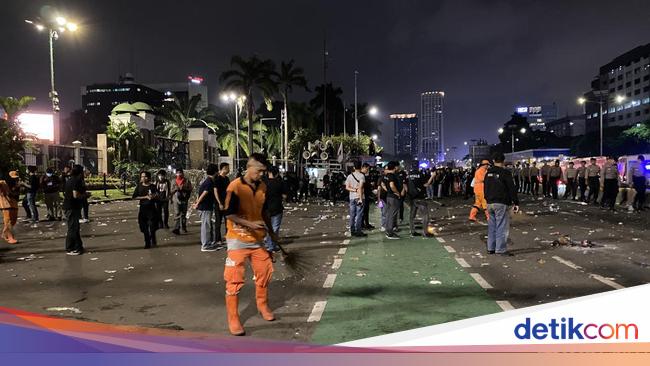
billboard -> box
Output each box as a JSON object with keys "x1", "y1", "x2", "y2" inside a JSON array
[{"x1": 17, "y1": 113, "x2": 54, "y2": 141}]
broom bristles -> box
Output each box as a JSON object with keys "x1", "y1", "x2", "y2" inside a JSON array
[{"x1": 276, "y1": 243, "x2": 311, "y2": 277}]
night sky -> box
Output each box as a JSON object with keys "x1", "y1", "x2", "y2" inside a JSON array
[{"x1": 2, "y1": 0, "x2": 649, "y2": 159}]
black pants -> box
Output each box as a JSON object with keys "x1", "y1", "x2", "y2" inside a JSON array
[
  {"x1": 399, "y1": 198, "x2": 404, "y2": 221},
  {"x1": 158, "y1": 201, "x2": 169, "y2": 228},
  {"x1": 565, "y1": 178, "x2": 577, "y2": 199},
  {"x1": 82, "y1": 198, "x2": 89, "y2": 220},
  {"x1": 138, "y1": 206, "x2": 158, "y2": 247},
  {"x1": 385, "y1": 196, "x2": 400, "y2": 235},
  {"x1": 542, "y1": 177, "x2": 549, "y2": 197},
  {"x1": 408, "y1": 199, "x2": 431, "y2": 235},
  {"x1": 514, "y1": 176, "x2": 520, "y2": 193},
  {"x1": 550, "y1": 176, "x2": 561, "y2": 199},
  {"x1": 601, "y1": 179, "x2": 618, "y2": 209},
  {"x1": 362, "y1": 199, "x2": 371, "y2": 227},
  {"x1": 588, "y1": 177, "x2": 600, "y2": 204},
  {"x1": 633, "y1": 176, "x2": 646, "y2": 210},
  {"x1": 531, "y1": 178, "x2": 539, "y2": 196},
  {"x1": 523, "y1": 178, "x2": 530, "y2": 194},
  {"x1": 65, "y1": 208, "x2": 83, "y2": 252},
  {"x1": 578, "y1": 177, "x2": 587, "y2": 201},
  {"x1": 214, "y1": 209, "x2": 227, "y2": 242}
]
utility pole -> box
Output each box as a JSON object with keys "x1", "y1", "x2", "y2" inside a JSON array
[
  {"x1": 354, "y1": 70, "x2": 358, "y2": 140},
  {"x1": 323, "y1": 36, "x2": 328, "y2": 136}
]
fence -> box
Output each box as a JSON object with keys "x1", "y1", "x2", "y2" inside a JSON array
[{"x1": 24, "y1": 143, "x2": 103, "y2": 174}]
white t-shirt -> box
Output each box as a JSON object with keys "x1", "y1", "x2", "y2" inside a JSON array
[{"x1": 345, "y1": 171, "x2": 365, "y2": 200}]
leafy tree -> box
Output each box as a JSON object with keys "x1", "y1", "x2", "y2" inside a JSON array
[
  {"x1": 106, "y1": 119, "x2": 142, "y2": 164},
  {"x1": 220, "y1": 56, "x2": 277, "y2": 154},
  {"x1": 158, "y1": 95, "x2": 215, "y2": 141},
  {"x1": 0, "y1": 96, "x2": 34, "y2": 178},
  {"x1": 623, "y1": 119, "x2": 650, "y2": 142},
  {"x1": 275, "y1": 60, "x2": 309, "y2": 156}
]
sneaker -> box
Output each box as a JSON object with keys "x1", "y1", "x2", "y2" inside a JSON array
[
  {"x1": 410, "y1": 232, "x2": 422, "y2": 237},
  {"x1": 172, "y1": 229, "x2": 181, "y2": 235},
  {"x1": 66, "y1": 250, "x2": 82, "y2": 256},
  {"x1": 353, "y1": 232, "x2": 368, "y2": 237},
  {"x1": 487, "y1": 250, "x2": 495, "y2": 254},
  {"x1": 366, "y1": 224, "x2": 376, "y2": 230},
  {"x1": 496, "y1": 251, "x2": 514, "y2": 257},
  {"x1": 79, "y1": 218, "x2": 89, "y2": 224},
  {"x1": 379, "y1": 227, "x2": 386, "y2": 232},
  {"x1": 385, "y1": 233, "x2": 400, "y2": 240},
  {"x1": 201, "y1": 246, "x2": 219, "y2": 252}
]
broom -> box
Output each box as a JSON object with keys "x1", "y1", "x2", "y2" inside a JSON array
[{"x1": 275, "y1": 241, "x2": 312, "y2": 277}]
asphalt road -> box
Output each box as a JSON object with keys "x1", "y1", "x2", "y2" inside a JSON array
[{"x1": 0, "y1": 194, "x2": 648, "y2": 344}]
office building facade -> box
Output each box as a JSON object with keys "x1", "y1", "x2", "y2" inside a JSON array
[
  {"x1": 514, "y1": 103, "x2": 558, "y2": 131},
  {"x1": 420, "y1": 91, "x2": 444, "y2": 162},
  {"x1": 391, "y1": 113, "x2": 418, "y2": 158},
  {"x1": 584, "y1": 43, "x2": 650, "y2": 132}
]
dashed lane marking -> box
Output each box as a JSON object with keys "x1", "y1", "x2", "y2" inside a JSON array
[
  {"x1": 342, "y1": 239, "x2": 350, "y2": 245},
  {"x1": 470, "y1": 273, "x2": 493, "y2": 289},
  {"x1": 552, "y1": 256, "x2": 582, "y2": 270},
  {"x1": 496, "y1": 300, "x2": 515, "y2": 311},
  {"x1": 589, "y1": 274, "x2": 625, "y2": 290},
  {"x1": 338, "y1": 248, "x2": 347, "y2": 255},
  {"x1": 332, "y1": 258, "x2": 343, "y2": 270},
  {"x1": 455, "y1": 257, "x2": 470, "y2": 268},
  {"x1": 323, "y1": 274, "x2": 337, "y2": 288},
  {"x1": 307, "y1": 301, "x2": 327, "y2": 322},
  {"x1": 444, "y1": 245, "x2": 456, "y2": 253},
  {"x1": 436, "y1": 237, "x2": 446, "y2": 243}
]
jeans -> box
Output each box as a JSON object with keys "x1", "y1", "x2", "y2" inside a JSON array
[
  {"x1": 26, "y1": 192, "x2": 39, "y2": 222},
  {"x1": 426, "y1": 186, "x2": 434, "y2": 199},
  {"x1": 348, "y1": 199, "x2": 364, "y2": 234},
  {"x1": 408, "y1": 199, "x2": 431, "y2": 235},
  {"x1": 264, "y1": 213, "x2": 283, "y2": 251},
  {"x1": 380, "y1": 201, "x2": 387, "y2": 228},
  {"x1": 633, "y1": 177, "x2": 646, "y2": 210},
  {"x1": 487, "y1": 203, "x2": 510, "y2": 254},
  {"x1": 64, "y1": 208, "x2": 83, "y2": 252},
  {"x1": 384, "y1": 196, "x2": 400, "y2": 235},
  {"x1": 173, "y1": 201, "x2": 188, "y2": 231},
  {"x1": 199, "y1": 209, "x2": 214, "y2": 248}
]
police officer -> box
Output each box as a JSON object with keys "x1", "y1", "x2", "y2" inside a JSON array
[
  {"x1": 528, "y1": 161, "x2": 539, "y2": 197},
  {"x1": 520, "y1": 163, "x2": 530, "y2": 194},
  {"x1": 631, "y1": 155, "x2": 647, "y2": 212},
  {"x1": 564, "y1": 162, "x2": 578, "y2": 200},
  {"x1": 586, "y1": 158, "x2": 601, "y2": 205},
  {"x1": 601, "y1": 156, "x2": 619, "y2": 211},
  {"x1": 540, "y1": 161, "x2": 551, "y2": 197},
  {"x1": 549, "y1": 160, "x2": 562, "y2": 199},
  {"x1": 576, "y1": 161, "x2": 587, "y2": 202},
  {"x1": 513, "y1": 162, "x2": 521, "y2": 193}
]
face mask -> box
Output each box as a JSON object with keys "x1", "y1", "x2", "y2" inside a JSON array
[
  {"x1": 158, "y1": 176, "x2": 164, "y2": 180},
  {"x1": 46, "y1": 173, "x2": 53, "y2": 177}
]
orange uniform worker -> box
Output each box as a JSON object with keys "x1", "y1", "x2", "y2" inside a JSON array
[
  {"x1": 223, "y1": 153, "x2": 278, "y2": 336},
  {"x1": 469, "y1": 159, "x2": 491, "y2": 221}
]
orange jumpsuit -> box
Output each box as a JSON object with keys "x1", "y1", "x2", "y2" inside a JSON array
[
  {"x1": 469, "y1": 165, "x2": 490, "y2": 221},
  {"x1": 223, "y1": 178, "x2": 275, "y2": 336}
]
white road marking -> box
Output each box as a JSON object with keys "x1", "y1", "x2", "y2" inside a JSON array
[
  {"x1": 470, "y1": 273, "x2": 493, "y2": 289},
  {"x1": 496, "y1": 300, "x2": 515, "y2": 311},
  {"x1": 436, "y1": 237, "x2": 446, "y2": 243},
  {"x1": 323, "y1": 274, "x2": 337, "y2": 288},
  {"x1": 589, "y1": 274, "x2": 625, "y2": 290},
  {"x1": 338, "y1": 247, "x2": 347, "y2": 255},
  {"x1": 553, "y1": 256, "x2": 625, "y2": 290},
  {"x1": 455, "y1": 257, "x2": 471, "y2": 268},
  {"x1": 342, "y1": 239, "x2": 350, "y2": 245},
  {"x1": 552, "y1": 256, "x2": 583, "y2": 270},
  {"x1": 332, "y1": 258, "x2": 343, "y2": 270},
  {"x1": 444, "y1": 245, "x2": 456, "y2": 253},
  {"x1": 307, "y1": 301, "x2": 327, "y2": 322}
]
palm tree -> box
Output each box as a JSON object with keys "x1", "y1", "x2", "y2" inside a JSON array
[
  {"x1": 106, "y1": 119, "x2": 142, "y2": 163},
  {"x1": 275, "y1": 60, "x2": 308, "y2": 160},
  {"x1": 209, "y1": 118, "x2": 266, "y2": 158},
  {"x1": 0, "y1": 96, "x2": 36, "y2": 122},
  {"x1": 310, "y1": 83, "x2": 344, "y2": 135},
  {"x1": 220, "y1": 56, "x2": 277, "y2": 155},
  {"x1": 158, "y1": 95, "x2": 215, "y2": 141}
]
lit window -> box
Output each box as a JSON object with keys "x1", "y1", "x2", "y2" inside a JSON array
[{"x1": 642, "y1": 98, "x2": 650, "y2": 104}]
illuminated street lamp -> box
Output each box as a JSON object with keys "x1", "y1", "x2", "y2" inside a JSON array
[
  {"x1": 25, "y1": 14, "x2": 78, "y2": 113},
  {"x1": 221, "y1": 92, "x2": 246, "y2": 169},
  {"x1": 498, "y1": 125, "x2": 526, "y2": 152},
  {"x1": 578, "y1": 93, "x2": 625, "y2": 156},
  {"x1": 354, "y1": 104, "x2": 379, "y2": 140}
]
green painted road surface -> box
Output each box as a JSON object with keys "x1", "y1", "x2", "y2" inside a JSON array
[{"x1": 311, "y1": 214, "x2": 502, "y2": 344}]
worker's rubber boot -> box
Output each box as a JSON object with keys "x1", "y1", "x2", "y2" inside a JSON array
[
  {"x1": 255, "y1": 286, "x2": 275, "y2": 321},
  {"x1": 225, "y1": 295, "x2": 245, "y2": 336},
  {"x1": 468, "y1": 206, "x2": 478, "y2": 221}
]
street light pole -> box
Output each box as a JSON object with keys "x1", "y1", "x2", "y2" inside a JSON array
[
  {"x1": 235, "y1": 102, "x2": 240, "y2": 170},
  {"x1": 511, "y1": 130, "x2": 515, "y2": 153},
  {"x1": 48, "y1": 29, "x2": 55, "y2": 108},
  {"x1": 354, "y1": 71, "x2": 359, "y2": 140},
  {"x1": 599, "y1": 101, "x2": 603, "y2": 157}
]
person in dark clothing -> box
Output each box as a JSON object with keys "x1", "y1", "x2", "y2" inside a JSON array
[
  {"x1": 132, "y1": 171, "x2": 160, "y2": 249},
  {"x1": 63, "y1": 165, "x2": 89, "y2": 255},
  {"x1": 263, "y1": 166, "x2": 287, "y2": 252},
  {"x1": 171, "y1": 168, "x2": 193, "y2": 235},
  {"x1": 405, "y1": 169, "x2": 432, "y2": 237},
  {"x1": 42, "y1": 167, "x2": 62, "y2": 221},
  {"x1": 484, "y1": 152, "x2": 519, "y2": 256},
  {"x1": 632, "y1": 155, "x2": 647, "y2": 212},
  {"x1": 22, "y1": 166, "x2": 40, "y2": 224},
  {"x1": 383, "y1": 161, "x2": 405, "y2": 240},
  {"x1": 156, "y1": 170, "x2": 171, "y2": 229},
  {"x1": 361, "y1": 163, "x2": 375, "y2": 229},
  {"x1": 214, "y1": 163, "x2": 231, "y2": 245},
  {"x1": 80, "y1": 168, "x2": 91, "y2": 223}
]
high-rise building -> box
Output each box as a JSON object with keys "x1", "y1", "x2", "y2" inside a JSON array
[
  {"x1": 583, "y1": 43, "x2": 650, "y2": 132},
  {"x1": 420, "y1": 91, "x2": 444, "y2": 162},
  {"x1": 391, "y1": 113, "x2": 418, "y2": 158},
  {"x1": 148, "y1": 75, "x2": 209, "y2": 110},
  {"x1": 514, "y1": 103, "x2": 558, "y2": 131}
]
